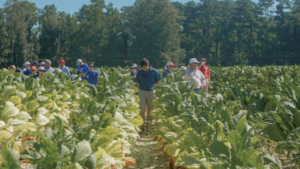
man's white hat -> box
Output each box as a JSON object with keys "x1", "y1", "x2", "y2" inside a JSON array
[
  {"x1": 189, "y1": 58, "x2": 200, "y2": 65},
  {"x1": 76, "y1": 59, "x2": 82, "y2": 66},
  {"x1": 37, "y1": 67, "x2": 46, "y2": 71},
  {"x1": 179, "y1": 66, "x2": 186, "y2": 71},
  {"x1": 24, "y1": 62, "x2": 30, "y2": 66}
]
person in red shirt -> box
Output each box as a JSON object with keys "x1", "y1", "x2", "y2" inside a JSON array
[{"x1": 199, "y1": 58, "x2": 210, "y2": 93}]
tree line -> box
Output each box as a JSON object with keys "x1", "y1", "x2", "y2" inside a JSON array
[{"x1": 0, "y1": 0, "x2": 300, "y2": 68}]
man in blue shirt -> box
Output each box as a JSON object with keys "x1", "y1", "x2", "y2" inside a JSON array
[
  {"x1": 83, "y1": 62, "x2": 100, "y2": 85},
  {"x1": 135, "y1": 58, "x2": 161, "y2": 133},
  {"x1": 76, "y1": 59, "x2": 89, "y2": 73},
  {"x1": 23, "y1": 62, "x2": 31, "y2": 76},
  {"x1": 161, "y1": 62, "x2": 175, "y2": 79},
  {"x1": 58, "y1": 60, "x2": 71, "y2": 76}
]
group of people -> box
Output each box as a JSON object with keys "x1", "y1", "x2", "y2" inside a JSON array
[
  {"x1": 129, "y1": 58, "x2": 211, "y2": 132},
  {"x1": 7, "y1": 59, "x2": 100, "y2": 85}
]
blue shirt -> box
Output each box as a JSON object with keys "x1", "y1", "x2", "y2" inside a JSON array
[
  {"x1": 83, "y1": 70, "x2": 100, "y2": 85},
  {"x1": 23, "y1": 69, "x2": 31, "y2": 76},
  {"x1": 135, "y1": 67, "x2": 161, "y2": 90},
  {"x1": 59, "y1": 66, "x2": 71, "y2": 76},
  {"x1": 44, "y1": 67, "x2": 53, "y2": 72},
  {"x1": 33, "y1": 74, "x2": 39, "y2": 79},
  {"x1": 77, "y1": 63, "x2": 89, "y2": 73},
  {"x1": 161, "y1": 69, "x2": 175, "y2": 79}
]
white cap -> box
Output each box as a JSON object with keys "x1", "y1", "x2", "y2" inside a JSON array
[
  {"x1": 179, "y1": 66, "x2": 186, "y2": 71},
  {"x1": 76, "y1": 59, "x2": 82, "y2": 66},
  {"x1": 189, "y1": 58, "x2": 200, "y2": 65},
  {"x1": 24, "y1": 62, "x2": 30, "y2": 66},
  {"x1": 130, "y1": 63, "x2": 138, "y2": 69}
]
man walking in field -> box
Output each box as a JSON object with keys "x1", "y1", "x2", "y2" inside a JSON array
[
  {"x1": 135, "y1": 58, "x2": 161, "y2": 133},
  {"x1": 161, "y1": 62, "x2": 175, "y2": 79},
  {"x1": 185, "y1": 58, "x2": 206, "y2": 94},
  {"x1": 199, "y1": 58, "x2": 210, "y2": 93}
]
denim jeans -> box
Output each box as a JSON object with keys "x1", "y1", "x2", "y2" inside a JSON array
[{"x1": 194, "y1": 89, "x2": 201, "y2": 94}]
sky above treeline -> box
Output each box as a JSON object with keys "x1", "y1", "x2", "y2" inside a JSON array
[{"x1": 7, "y1": 0, "x2": 197, "y2": 14}]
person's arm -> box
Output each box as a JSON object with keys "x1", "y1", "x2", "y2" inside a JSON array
[
  {"x1": 66, "y1": 68, "x2": 71, "y2": 76},
  {"x1": 137, "y1": 83, "x2": 141, "y2": 90},
  {"x1": 155, "y1": 70, "x2": 161, "y2": 85}
]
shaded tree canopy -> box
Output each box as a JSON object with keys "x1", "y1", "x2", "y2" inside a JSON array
[{"x1": 0, "y1": 0, "x2": 300, "y2": 68}]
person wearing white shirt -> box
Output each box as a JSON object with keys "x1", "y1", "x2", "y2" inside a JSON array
[{"x1": 185, "y1": 58, "x2": 206, "y2": 94}]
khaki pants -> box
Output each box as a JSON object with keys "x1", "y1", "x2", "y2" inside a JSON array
[
  {"x1": 139, "y1": 89, "x2": 155, "y2": 130},
  {"x1": 204, "y1": 79, "x2": 209, "y2": 93}
]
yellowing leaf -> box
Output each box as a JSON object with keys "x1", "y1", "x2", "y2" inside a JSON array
[
  {"x1": 14, "y1": 122, "x2": 37, "y2": 132},
  {"x1": 9, "y1": 96, "x2": 21, "y2": 105},
  {"x1": 94, "y1": 147, "x2": 106, "y2": 159},
  {"x1": 16, "y1": 104, "x2": 27, "y2": 112},
  {"x1": 25, "y1": 91, "x2": 32, "y2": 99},
  {"x1": 0, "y1": 130, "x2": 13, "y2": 141},
  {"x1": 26, "y1": 101, "x2": 38, "y2": 113},
  {"x1": 129, "y1": 115, "x2": 144, "y2": 127}
]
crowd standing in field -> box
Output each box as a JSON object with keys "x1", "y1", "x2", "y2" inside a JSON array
[{"x1": 7, "y1": 57, "x2": 212, "y2": 134}]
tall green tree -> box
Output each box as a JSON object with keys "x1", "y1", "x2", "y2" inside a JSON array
[{"x1": 122, "y1": 0, "x2": 186, "y2": 67}]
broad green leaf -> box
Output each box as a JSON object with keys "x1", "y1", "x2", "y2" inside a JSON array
[
  {"x1": 264, "y1": 101, "x2": 277, "y2": 112},
  {"x1": 72, "y1": 140, "x2": 92, "y2": 163},
  {"x1": 209, "y1": 140, "x2": 230, "y2": 162},
  {"x1": 263, "y1": 154, "x2": 282, "y2": 169},
  {"x1": 20, "y1": 149, "x2": 38, "y2": 162},
  {"x1": 264, "y1": 124, "x2": 287, "y2": 142},
  {"x1": 235, "y1": 115, "x2": 247, "y2": 134},
  {"x1": 84, "y1": 154, "x2": 96, "y2": 169},
  {"x1": 25, "y1": 91, "x2": 32, "y2": 98},
  {"x1": 41, "y1": 156, "x2": 67, "y2": 167},
  {"x1": 91, "y1": 134, "x2": 112, "y2": 151},
  {"x1": 1, "y1": 146, "x2": 20, "y2": 169},
  {"x1": 228, "y1": 130, "x2": 241, "y2": 155},
  {"x1": 36, "y1": 130, "x2": 58, "y2": 156},
  {"x1": 240, "y1": 148, "x2": 264, "y2": 168},
  {"x1": 175, "y1": 152, "x2": 203, "y2": 169},
  {"x1": 2, "y1": 87, "x2": 16, "y2": 100}
]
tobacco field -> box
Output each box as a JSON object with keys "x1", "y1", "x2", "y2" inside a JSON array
[{"x1": 0, "y1": 65, "x2": 300, "y2": 169}]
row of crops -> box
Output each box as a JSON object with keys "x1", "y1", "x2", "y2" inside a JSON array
[
  {"x1": 152, "y1": 65, "x2": 300, "y2": 169},
  {"x1": 0, "y1": 65, "x2": 299, "y2": 169},
  {"x1": 0, "y1": 68, "x2": 142, "y2": 168}
]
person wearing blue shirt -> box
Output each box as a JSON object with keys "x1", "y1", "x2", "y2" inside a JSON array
[
  {"x1": 44, "y1": 60, "x2": 53, "y2": 72},
  {"x1": 76, "y1": 59, "x2": 89, "y2": 73},
  {"x1": 58, "y1": 60, "x2": 71, "y2": 76},
  {"x1": 83, "y1": 62, "x2": 100, "y2": 85},
  {"x1": 135, "y1": 58, "x2": 161, "y2": 133},
  {"x1": 23, "y1": 62, "x2": 32, "y2": 76},
  {"x1": 161, "y1": 62, "x2": 176, "y2": 79}
]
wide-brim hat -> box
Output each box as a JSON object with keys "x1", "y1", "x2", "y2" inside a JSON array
[
  {"x1": 189, "y1": 58, "x2": 200, "y2": 65},
  {"x1": 130, "y1": 63, "x2": 138, "y2": 69},
  {"x1": 37, "y1": 67, "x2": 46, "y2": 72}
]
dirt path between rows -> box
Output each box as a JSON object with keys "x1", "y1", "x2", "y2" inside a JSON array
[{"x1": 128, "y1": 124, "x2": 170, "y2": 169}]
